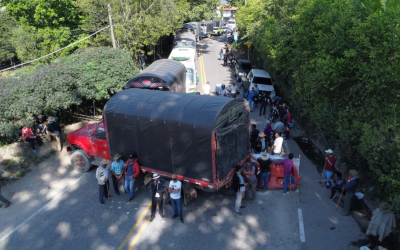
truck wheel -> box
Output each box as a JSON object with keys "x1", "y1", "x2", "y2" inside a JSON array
[
  {"x1": 70, "y1": 150, "x2": 91, "y2": 172},
  {"x1": 163, "y1": 180, "x2": 170, "y2": 204}
]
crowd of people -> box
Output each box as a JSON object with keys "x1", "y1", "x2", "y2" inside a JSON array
[{"x1": 96, "y1": 154, "x2": 185, "y2": 223}]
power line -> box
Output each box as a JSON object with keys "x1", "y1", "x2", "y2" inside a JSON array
[{"x1": 0, "y1": 25, "x2": 110, "y2": 73}]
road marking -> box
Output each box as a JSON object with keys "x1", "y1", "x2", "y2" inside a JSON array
[
  {"x1": 0, "y1": 173, "x2": 86, "y2": 243},
  {"x1": 298, "y1": 208, "x2": 306, "y2": 242},
  {"x1": 127, "y1": 215, "x2": 151, "y2": 250},
  {"x1": 117, "y1": 201, "x2": 151, "y2": 250}
]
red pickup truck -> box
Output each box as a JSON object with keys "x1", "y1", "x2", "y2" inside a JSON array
[{"x1": 67, "y1": 89, "x2": 250, "y2": 204}]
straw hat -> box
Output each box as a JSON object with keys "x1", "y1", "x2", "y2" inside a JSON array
[
  {"x1": 258, "y1": 132, "x2": 266, "y2": 138},
  {"x1": 349, "y1": 169, "x2": 359, "y2": 178},
  {"x1": 152, "y1": 173, "x2": 160, "y2": 179},
  {"x1": 260, "y1": 152, "x2": 270, "y2": 161},
  {"x1": 113, "y1": 153, "x2": 122, "y2": 160}
]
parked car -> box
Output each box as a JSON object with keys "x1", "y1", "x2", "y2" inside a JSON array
[
  {"x1": 247, "y1": 69, "x2": 275, "y2": 98},
  {"x1": 234, "y1": 59, "x2": 252, "y2": 82}
]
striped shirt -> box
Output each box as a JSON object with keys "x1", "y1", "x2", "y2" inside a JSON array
[{"x1": 111, "y1": 160, "x2": 124, "y2": 175}]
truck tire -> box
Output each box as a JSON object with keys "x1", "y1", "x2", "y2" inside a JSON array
[
  {"x1": 70, "y1": 150, "x2": 91, "y2": 172},
  {"x1": 163, "y1": 180, "x2": 170, "y2": 204}
]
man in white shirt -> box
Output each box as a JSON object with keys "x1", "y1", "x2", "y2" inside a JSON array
[
  {"x1": 203, "y1": 81, "x2": 211, "y2": 95},
  {"x1": 269, "y1": 132, "x2": 283, "y2": 155},
  {"x1": 230, "y1": 82, "x2": 238, "y2": 98},
  {"x1": 169, "y1": 174, "x2": 184, "y2": 223},
  {"x1": 96, "y1": 160, "x2": 112, "y2": 204}
]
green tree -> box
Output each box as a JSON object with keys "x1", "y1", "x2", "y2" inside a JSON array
[
  {"x1": 186, "y1": 0, "x2": 220, "y2": 21},
  {"x1": 0, "y1": 12, "x2": 17, "y2": 65}
]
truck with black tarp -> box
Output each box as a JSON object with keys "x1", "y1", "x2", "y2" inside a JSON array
[
  {"x1": 66, "y1": 89, "x2": 250, "y2": 204},
  {"x1": 125, "y1": 59, "x2": 186, "y2": 92}
]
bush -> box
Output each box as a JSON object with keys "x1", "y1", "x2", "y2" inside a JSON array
[
  {"x1": 0, "y1": 47, "x2": 138, "y2": 141},
  {"x1": 236, "y1": 0, "x2": 400, "y2": 213}
]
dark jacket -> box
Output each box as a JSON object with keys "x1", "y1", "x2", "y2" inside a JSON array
[
  {"x1": 232, "y1": 172, "x2": 244, "y2": 193},
  {"x1": 250, "y1": 129, "x2": 259, "y2": 144},
  {"x1": 150, "y1": 179, "x2": 164, "y2": 198},
  {"x1": 344, "y1": 178, "x2": 358, "y2": 194},
  {"x1": 47, "y1": 121, "x2": 61, "y2": 132},
  {"x1": 139, "y1": 54, "x2": 147, "y2": 63},
  {"x1": 252, "y1": 138, "x2": 267, "y2": 153}
]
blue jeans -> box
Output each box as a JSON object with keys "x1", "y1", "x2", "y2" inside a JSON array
[
  {"x1": 258, "y1": 172, "x2": 270, "y2": 190},
  {"x1": 323, "y1": 170, "x2": 333, "y2": 187},
  {"x1": 140, "y1": 62, "x2": 146, "y2": 70},
  {"x1": 171, "y1": 197, "x2": 183, "y2": 219},
  {"x1": 220, "y1": 54, "x2": 223, "y2": 60},
  {"x1": 259, "y1": 103, "x2": 267, "y2": 115},
  {"x1": 283, "y1": 176, "x2": 296, "y2": 193},
  {"x1": 243, "y1": 89, "x2": 249, "y2": 99},
  {"x1": 36, "y1": 125, "x2": 47, "y2": 135},
  {"x1": 99, "y1": 184, "x2": 109, "y2": 203},
  {"x1": 248, "y1": 100, "x2": 254, "y2": 111},
  {"x1": 125, "y1": 177, "x2": 135, "y2": 198}
]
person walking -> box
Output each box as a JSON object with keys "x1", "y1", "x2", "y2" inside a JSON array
[
  {"x1": 250, "y1": 151, "x2": 272, "y2": 192},
  {"x1": 110, "y1": 153, "x2": 125, "y2": 196},
  {"x1": 149, "y1": 173, "x2": 165, "y2": 222},
  {"x1": 259, "y1": 92, "x2": 268, "y2": 116},
  {"x1": 341, "y1": 169, "x2": 359, "y2": 216},
  {"x1": 123, "y1": 154, "x2": 140, "y2": 202},
  {"x1": 139, "y1": 53, "x2": 147, "y2": 71},
  {"x1": 22, "y1": 127, "x2": 44, "y2": 153},
  {"x1": 232, "y1": 165, "x2": 246, "y2": 215},
  {"x1": 223, "y1": 52, "x2": 228, "y2": 66},
  {"x1": 96, "y1": 160, "x2": 112, "y2": 204},
  {"x1": 47, "y1": 116, "x2": 62, "y2": 152},
  {"x1": 248, "y1": 87, "x2": 257, "y2": 112},
  {"x1": 219, "y1": 47, "x2": 224, "y2": 60},
  {"x1": 279, "y1": 153, "x2": 296, "y2": 195},
  {"x1": 269, "y1": 132, "x2": 283, "y2": 155},
  {"x1": 169, "y1": 174, "x2": 184, "y2": 223},
  {"x1": 242, "y1": 159, "x2": 257, "y2": 201},
  {"x1": 203, "y1": 82, "x2": 211, "y2": 95},
  {"x1": 0, "y1": 180, "x2": 11, "y2": 208},
  {"x1": 241, "y1": 80, "x2": 250, "y2": 99},
  {"x1": 323, "y1": 149, "x2": 336, "y2": 188}
]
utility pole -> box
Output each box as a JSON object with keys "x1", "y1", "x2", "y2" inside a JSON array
[{"x1": 107, "y1": 4, "x2": 116, "y2": 49}]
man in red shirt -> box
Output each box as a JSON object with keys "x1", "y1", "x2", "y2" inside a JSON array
[
  {"x1": 22, "y1": 127, "x2": 44, "y2": 153},
  {"x1": 323, "y1": 149, "x2": 336, "y2": 188}
]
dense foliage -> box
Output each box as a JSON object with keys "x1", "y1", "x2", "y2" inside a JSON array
[
  {"x1": 0, "y1": 47, "x2": 137, "y2": 139},
  {"x1": 0, "y1": 12, "x2": 16, "y2": 65},
  {"x1": 236, "y1": 0, "x2": 400, "y2": 208}
]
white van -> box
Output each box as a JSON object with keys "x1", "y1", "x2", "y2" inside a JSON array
[
  {"x1": 247, "y1": 69, "x2": 275, "y2": 95},
  {"x1": 168, "y1": 47, "x2": 198, "y2": 93}
]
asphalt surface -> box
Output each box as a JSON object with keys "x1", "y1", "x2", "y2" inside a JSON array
[{"x1": 0, "y1": 36, "x2": 367, "y2": 250}]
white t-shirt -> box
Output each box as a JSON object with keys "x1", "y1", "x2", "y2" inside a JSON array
[
  {"x1": 169, "y1": 180, "x2": 182, "y2": 199},
  {"x1": 273, "y1": 137, "x2": 283, "y2": 154},
  {"x1": 230, "y1": 85, "x2": 238, "y2": 93},
  {"x1": 203, "y1": 84, "x2": 210, "y2": 95}
]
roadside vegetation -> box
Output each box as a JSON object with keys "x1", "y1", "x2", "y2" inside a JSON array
[{"x1": 236, "y1": 0, "x2": 400, "y2": 216}]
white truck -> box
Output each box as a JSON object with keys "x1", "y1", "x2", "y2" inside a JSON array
[{"x1": 168, "y1": 46, "x2": 199, "y2": 94}]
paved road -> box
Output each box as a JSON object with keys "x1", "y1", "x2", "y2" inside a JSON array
[{"x1": 0, "y1": 36, "x2": 366, "y2": 250}]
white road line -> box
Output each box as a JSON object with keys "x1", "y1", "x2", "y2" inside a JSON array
[
  {"x1": 0, "y1": 173, "x2": 85, "y2": 243},
  {"x1": 297, "y1": 208, "x2": 306, "y2": 242}
]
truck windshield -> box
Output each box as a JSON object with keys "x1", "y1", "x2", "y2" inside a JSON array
[
  {"x1": 186, "y1": 68, "x2": 195, "y2": 86},
  {"x1": 253, "y1": 77, "x2": 272, "y2": 85}
]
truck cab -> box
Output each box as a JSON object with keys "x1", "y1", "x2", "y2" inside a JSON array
[{"x1": 66, "y1": 122, "x2": 110, "y2": 172}]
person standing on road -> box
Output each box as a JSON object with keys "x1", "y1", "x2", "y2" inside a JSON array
[
  {"x1": 269, "y1": 132, "x2": 283, "y2": 155},
  {"x1": 232, "y1": 165, "x2": 246, "y2": 215},
  {"x1": 241, "y1": 80, "x2": 250, "y2": 99},
  {"x1": 203, "y1": 82, "x2": 211, "y2": 95},
  {"x1": 169, "y1": 174, "x2": 184, "y2": 223},
  {"x1": 278, "y1": 102, "x2": 289, "y2": 121},
  {"x1": 274, "y1": 118, "x2": 284, "y2": 134},
  {"x1": 341, "y1": 169, "x2": 359, "y2": 216},
  {"x1": 252, "y1": 132, "x2": 267, "y2": 154},
  {"x1": 223, "y1": 52, "x2": 228, "y2": 66},
  {"x1": 323, "y1": 149, "x2": 336, "y2": 188},
  {"x1": 259, "y1": 92, "x2": 268, "y2": 116},
  {"x1": 263, "y1": 123, "x2": 274, "y2": 138},
  {"x1": 248, "y1": 87, "x2": 257, "y2": 112},
  {"x1": 250, "y1": 124, "x2": 259, "y2": 145},
  {"x1": 219, "y1": 47, "x2": 224, "y2": 60},
  {"x1": 149, "y1": 173, "x2": 165, "y2": 222},
  {"x1": 0, "y1": 180, "x2": 11, "y2": 208},
  {"x1": 22, "y1": 126, "x2": 44, "y2": 153},
  {"x1": 139, "y1": 53, "x2": 147, "y2": 71},
  {"x1": 123, "y1": 154, "x2": 140, "y2": 202},
  {"x1": 111, "y1": 153, "x2": 125, "y2": 196},
  {"x1": 47, "y1": 116, "x2": 62, "y2": 152},
  {"x1": 279, "y1": 153, "x2": 296, "y2": 195},
  {"x1": 253, "y1": 84, "x2": 260, "y2": 108},
  {"x1": 250, "y1": 151, "x2": 272, "y2": 193},
  {"x1": 96, "y1": 160, "x2": 112, "y2": 204},
  {"x1": 230, "y1": 82, "x2": 238, "y2": 98},
  {"x1": 242, "y1": 159, "x2": 257, "y2": 201}
]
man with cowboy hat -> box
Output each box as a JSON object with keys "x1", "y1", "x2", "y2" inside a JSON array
[
  {"x1": 149, "y1": 173, "x2": 165, "y2": 222},
  {"x1": 250, "y1": 151, "x2": 272, "y2": 193},
  {"x1": 323, "y1": 149, "x2": 336, "y2": 188},
  {"x1": 123, "y1": 154, "x2": 140, "y2": 202},
  {"x1": 46, "y1": 116, "x2": 62, "y2": 152},
  {"x1": 252, "y1": 132, "x2": 267, "y2": 153},
  {"x1": 110, "y1": 153, "x2": 125, "y2": 196},
  {"x1": 96, "y1": 159, "x2": 112, "y2": 204},
  {"x1": 342, "y1": 169, "x2": 359, "y2": 216}
]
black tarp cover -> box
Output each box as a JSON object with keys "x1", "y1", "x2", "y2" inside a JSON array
[
  {"x1": 104, "y1": 89, "x2": 249, "y2": 182},
  {"x1": 125, "y1": 59, "x2": 186, "y2": 93}
]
